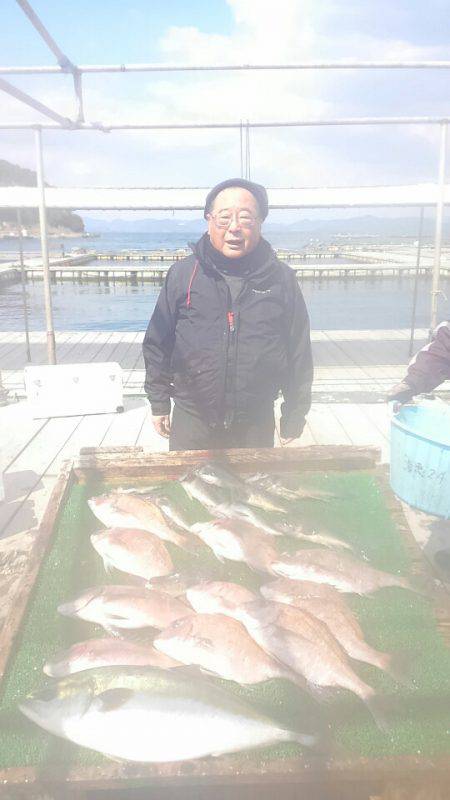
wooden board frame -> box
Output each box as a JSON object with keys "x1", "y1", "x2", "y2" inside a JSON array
[{"x1": 1, "y1": 444, "x2": 449, "y2": 798}]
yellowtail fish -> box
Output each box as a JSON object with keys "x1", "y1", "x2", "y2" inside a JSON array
[{"x1": 20, "y1": 666, "x2": 317, "y2": 762}]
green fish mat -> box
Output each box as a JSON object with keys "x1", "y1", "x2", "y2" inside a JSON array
[{"x1": 0, "y1": 470, "x2": 449, "y2": 772}]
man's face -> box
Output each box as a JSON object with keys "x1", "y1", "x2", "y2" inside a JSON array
[{"x1": 207, "y1": 187, "x2": 262, "y2": 259}]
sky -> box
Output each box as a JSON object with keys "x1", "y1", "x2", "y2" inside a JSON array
[{"x1": 0, "y1": 0, "x2": 449, "y2": 221}]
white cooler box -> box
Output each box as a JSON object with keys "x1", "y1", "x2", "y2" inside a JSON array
[{"x1": 24, "y1": 362, "x2": 124, "y2": 419}]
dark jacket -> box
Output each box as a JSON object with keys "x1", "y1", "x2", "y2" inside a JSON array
[
  {"x1": 405, "y1": 321, "x2": 450, "y2": 393},
  {"x1": 143, "y1": 234, "x2": 313, "y2": 438}
]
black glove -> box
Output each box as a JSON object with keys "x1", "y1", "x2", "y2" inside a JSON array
[{"x1": 385, "y1": 381, "x2": 415, "y2": 404}]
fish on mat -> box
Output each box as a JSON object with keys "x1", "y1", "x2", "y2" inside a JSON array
[
  {"x1": 195, "y1": 463, "x2": 287, "y2": 512},
  {"x1": 186, "y1": 580, "x2": 258, "y2": 616},
  {"x1": 261, "y1": 577, "x2": 346, "y2": 603},
  {"x1": 144, "y1": 492, "x2": 194, "y2": 533},
  {"x1": 20, "y1": 666, "x2": 317, "y2": 762},
  {"x1": 190, "y1": 519, "x2": 278, "y2": 573},
  {"x1": 57, "y1": 585, "x2": 194, "y2": 635},
  {"x1": 218, "y1": 502, "x2": 351, "y2": 550},
  {"x1": 88, "y1": 493, "x2": 196, "y2": 552},
  {"x1": 90, "y1": 528, "x2": 173, "y2": 581},
  {"x1": 261, "y1": 579, "x2": 408, "y2": 681},
  {"x1": 228, "y1": 600, "x2": 388, "y2": 731},
  {"x1": 43, "y1": 637, "x2": 181, "y2": 677},
  {"x1": 184, "y1": 586, "x2": 358, "y2": 680},
  {"x1": 272, "y1": 549, "x2": 421, "y2": 595},
  {"x1": 153, "y1": 613, "x2": 308, "y2": 690},
  {"x1": 194, "y1": 462, "x2": 247, "y2": 494},
  {"x1": 246, "y1": 473, "x2": 338, "y2": 502},
  {"x1": 146, "y1": 572, "x2": 193, "y2": 597},
  {"x1": 180, "y1": 474, "x2": 230, "y2": 513}
]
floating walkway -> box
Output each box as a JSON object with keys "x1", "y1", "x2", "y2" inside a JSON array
[
  {"x1": 2, "y1": 245, "x2": 450, "y2": 284},
  {"x1": 20, "y1": 260, "x2": 450, "y2": 282},
  {"x1": 0, "y1": 252, "x2": 95, "y2": 285}
]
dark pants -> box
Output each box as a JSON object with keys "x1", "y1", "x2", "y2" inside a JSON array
[{"x1": 169, "y1": 404, "x2": 275, "y2": 451}]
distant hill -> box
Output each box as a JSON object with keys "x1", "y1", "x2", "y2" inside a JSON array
[
  {"x1": 0, "y1": 160, "x2": 84, "y2": 234},
  {"x1": 83, "y1": 212, "x2": 448, "y2": 238}
]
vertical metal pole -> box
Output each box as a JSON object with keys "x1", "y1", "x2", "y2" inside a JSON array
[
  {"x1": 246, "y1": 121, "x2": 251, "y2": 180},
  {"x1": 239, "y1": 121, "x2": 244, "y2": 178},
  {"x1": 430, "y1": 122, "x2": 448, "y2": 336},
  {"x1": 16, "y1": 208, "x2": 32, "y2": 362},
  {"x1": 35, "y1": 127, "x2": 56, "y2": 364},
  {"x1": 408, "y1": 207, "x2": 425, "y2": 357}
]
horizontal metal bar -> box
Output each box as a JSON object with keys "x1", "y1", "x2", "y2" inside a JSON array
[
  {"x1": 2, "y1": 60, "x2": 450, "y2": 75},
  {"x1": 0, "y1": 77, "x2": 74, "y2": 127},
  {"x1": 1, "y1": 116, "x2": 450, "y2": 132},
  {"x1": 2, "y1": 183, "x2": 448, "y2": 210},
  {"x1": 15, "y1": 0, "x2": 76, "y2": 72}
]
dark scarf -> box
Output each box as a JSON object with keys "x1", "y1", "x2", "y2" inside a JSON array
[{"x1": 202, "y1": 234, "x2": 271, "y2": 276}]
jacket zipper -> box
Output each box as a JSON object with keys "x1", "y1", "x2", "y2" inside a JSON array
[{"x1": 223, "y1": 304, "x2": 235, "y2": 429}]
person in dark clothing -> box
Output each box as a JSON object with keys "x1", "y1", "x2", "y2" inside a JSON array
[
  {"x1": 387, "y1": 321, "x2": 450, "y2": 403},
  {"x1": 143, "y1": 178, "x2": 313, "y2": 451}
]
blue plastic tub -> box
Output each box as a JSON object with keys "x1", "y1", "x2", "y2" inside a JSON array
[{"x1": 390, "y1": 401, "x2": 450, "y2": 518}]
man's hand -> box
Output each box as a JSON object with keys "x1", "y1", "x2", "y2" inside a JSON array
[
  {"x1": 385, "y1": 381, "x2": 415, "y2": 405},
  {"x1": 280, "y1": 436, "x2": 297, "y2": 446},
  {"x1": 152, "y1": 414, "x2": 171, "y2": 438}
]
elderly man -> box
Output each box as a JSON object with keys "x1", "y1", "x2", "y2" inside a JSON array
[{"x1": 143, "y1": 178, "x2": 313, "y2": 451}]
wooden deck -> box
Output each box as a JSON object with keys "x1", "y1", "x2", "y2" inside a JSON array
[
  {"x1": 2, "y1": 327, "x2": 449, "y2": 402},
  {"x1": 1, "y1": 326, "x2": 449, "y2": 629}
]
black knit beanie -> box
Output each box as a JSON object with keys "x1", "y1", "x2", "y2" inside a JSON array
[{"x1": 204, "y1": 178, "x2": 269, "y2": 220}]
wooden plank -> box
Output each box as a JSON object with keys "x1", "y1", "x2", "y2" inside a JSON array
[
  {"x1": 329, "y1": 404, "x2": 387, "y2": 449},
  {"x1": 0, "y1": 334, "x2": 74, "y2": 369},
  {"x1": 100, "y1": 403, "x2": 150, "y2": 447},
  {"x1": 57, "y1": 331, "x2": 107, "y2": 365},
  {"x1": 1, "y1": 413, "x2": 118, "y2": 540},
  {"x1": 1, "y1": 745, "x2": 450, "y2": 795},
  {"x1": 307, "y1": 403, "x2": 353, "y2": 446},
  {"x1": 74, "y1": 445, "x2": 381, "y2": 483},
  {"x1": 0, "y1": 401, "x2": 48, "y2": 474},
  {"x1": 297, "y1": 420, "x2": 317, "y2": 446},
  {"x1": 0, "y1": 459, "x2": 73, "y2": 680},
  {"x1": 0, "y1": 416, "x2": 83, "y2": 538}
]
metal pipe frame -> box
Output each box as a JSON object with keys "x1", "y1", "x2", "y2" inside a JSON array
[
  {"x1": 1, "y1": 116, "x2": 450, "y2": 132},
  {"x1": 409, "y1": 207, "x2": 425, "y2": 357},
  {"x1": 1, "y1": 0, "x2": 448, "y2": 345},
  {"x1": 0, "y1": 77, "x2": 74, "y2": 127},
  {"x1": 16, "y1": 208, "x2": 32, "y2": 363},
  {"x1": 2, "y1": 60, "x2": 450, "y2": 75},
  {"x1": 35, "y1": 128, "x2": 56, "y2": 365},
  {"x1": 430, "y1": 122, "x2": 448, "y2": 335},
  {"x1": 12, "y1": 0, "x2": 83, "y2": 125},
  {"x1": 15, "y1": 0, "x2": 77, "y2": 72}
]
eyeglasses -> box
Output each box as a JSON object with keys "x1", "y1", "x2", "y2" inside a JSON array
[{"x1": 209, "y1": 212, "x2": 260, "y2": 229}]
